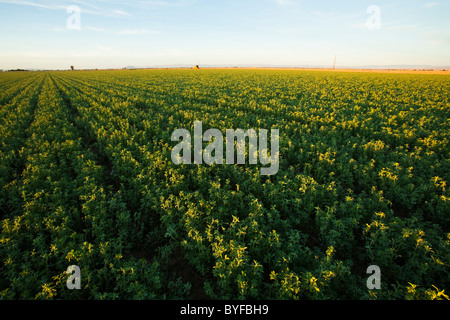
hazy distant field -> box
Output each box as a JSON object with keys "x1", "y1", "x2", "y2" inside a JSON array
[
  {"x1": 201, "y1": 67, "x2": 450, "y2": 74},
  {"x1": 0, "y1": 69, "x2": 449, "y2": 300}
]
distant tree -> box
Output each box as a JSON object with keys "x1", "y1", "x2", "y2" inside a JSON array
[{"x1": 70, "y1": 66, "x2": 75, "y2": 71}]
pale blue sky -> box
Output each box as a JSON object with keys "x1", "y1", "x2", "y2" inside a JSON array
[{"x1": 0, "y1": 0, "x2": 449, "y2": 69}]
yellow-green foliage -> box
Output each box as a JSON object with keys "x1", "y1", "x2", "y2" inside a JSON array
[{"x1": 0, "y1": 69, "x2": 449, "y2": 300}]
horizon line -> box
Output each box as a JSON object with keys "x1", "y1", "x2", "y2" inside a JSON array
[{"x1": 3, "y1": 64, "x2": 450, "y2": 72}]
